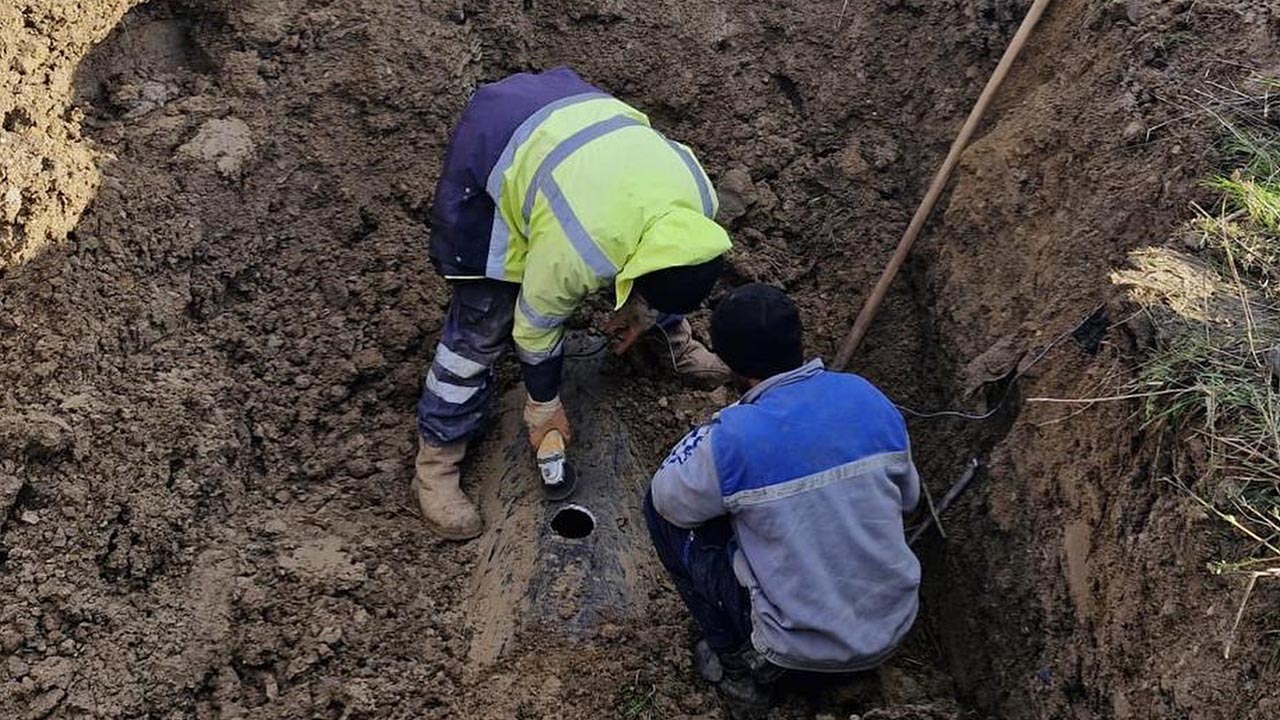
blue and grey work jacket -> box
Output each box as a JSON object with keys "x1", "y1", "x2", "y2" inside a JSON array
[{"x1": 650, "y1": 360, "x2": 922, "y2": 672}]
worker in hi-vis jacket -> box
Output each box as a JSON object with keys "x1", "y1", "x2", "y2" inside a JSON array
[{"x1": 415, "y1": 67, "x2": 732, "y2": 540}]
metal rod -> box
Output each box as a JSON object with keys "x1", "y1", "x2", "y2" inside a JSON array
[{"x1": 909, "y1": 457, "x2": 980, "y2": 545}]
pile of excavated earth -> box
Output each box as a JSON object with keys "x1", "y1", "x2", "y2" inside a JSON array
[{"x1": 3, "y1": 0, "x2": 1280, "y2": 718}]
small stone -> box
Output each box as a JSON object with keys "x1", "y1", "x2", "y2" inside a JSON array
[
  {"x1": 28, "y1": 688, "x2": 64, "y2": 719},
  {"x1": 139, "y1": 80, "x2": 169, "y2": 104},
  {"x1": 293, "y1": 374, "x2": 314, "y2": 389},
  {"x1": 176, "y1": 117, "x2": 255, "y2": 178},
  {"x1": 352, "y1": 347, "x2": 387, "y2": 375},
  {"x1": 319, "y1": 277, "x2": 350, "y2": 308},
  {"x1": 863, "y1": 140, "x2": 900, "y2": 170},
  {"x1": 345, "y1": 458, "x2": 376, "y2": 479},
  {"x1": 20, "y1": 511, "x2": 38, "y2": 525},
  {"x1": 3, "y1": 186, "x2": 22, "y2": 223},
  {"x1": 1124, "y1": 0, "x2": 1146, "y2": 24},
  {"x1": 715, "y1": 167, "x2": 756, "y2": 225},
  {"x1": 598, "y1": 622, "x2": 623, "y2": 641},
  {"x1": 7, "y1": 656, "x2": 29, "y2": 678},
  {"x1": 1122, "y1": 119, "x2": 1145, "y2": 143}
]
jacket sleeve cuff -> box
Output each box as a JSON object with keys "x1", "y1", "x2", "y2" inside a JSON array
[{"x1": 521, "y1": 356, "x2": 564, "y2": 402}]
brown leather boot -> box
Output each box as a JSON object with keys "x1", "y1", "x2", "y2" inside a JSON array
[
  {"x1": 659, "y1": 319, "x2": 732, "y2": 388},
  {"x1": 413, "y1": 437, "x2": 482, "y2": 541}
]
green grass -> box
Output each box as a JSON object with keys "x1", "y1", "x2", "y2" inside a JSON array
[
  {"x1": 1112, "y1": 87, "x2": 1280, "y2": 579},
  {"x1": 617, "y1": 678, "x2": 660, "y2": 720}
]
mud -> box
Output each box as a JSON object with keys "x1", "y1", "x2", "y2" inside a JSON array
[{"x1": 3, "y1": 0, "x2": 1280, "y2": 718}]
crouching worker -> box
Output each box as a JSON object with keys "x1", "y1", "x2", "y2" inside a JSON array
[
  {"x1": 415, "y1": 66, "x2": 733, "y2": 541},
  {"x1": 643, "y1": 284, "x2": 921, "y2": 717}
]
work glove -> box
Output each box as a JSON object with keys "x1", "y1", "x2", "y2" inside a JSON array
[
  {"x1": 523, "y1": 394, "x2": 572, "y2": 450},
  {"x1": 604, "y1": 294, "x2": 660, "y2": 355}
]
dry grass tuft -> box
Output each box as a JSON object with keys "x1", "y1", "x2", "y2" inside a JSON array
[{"x1": 1113, "y1": 78, "x2": 1280, "y2": 582}]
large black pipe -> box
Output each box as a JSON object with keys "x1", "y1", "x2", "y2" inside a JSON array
[{"x1": 465, "y1": 334, "x2": 654, "y2": 664}]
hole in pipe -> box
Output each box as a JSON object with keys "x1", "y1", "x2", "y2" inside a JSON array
[{"x1": 550, "y1": 505, "x2": 596, "y2": 539}]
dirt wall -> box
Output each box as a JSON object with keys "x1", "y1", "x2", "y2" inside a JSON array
[
  {"x1": 0, "y1": 2, "x2": 137, "y2": 270},
  {"x1": 917, "y1": 1, "x2": 1280, "y2": 717}
]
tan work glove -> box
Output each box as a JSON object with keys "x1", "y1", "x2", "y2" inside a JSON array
[
  {"x1": 523, "y1": 395, "x2": 572, "y2": 450},
  {"x1": 604, "y1": 294, "x2": 660, "y2": 355}
]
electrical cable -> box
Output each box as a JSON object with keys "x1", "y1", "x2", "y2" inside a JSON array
[{"x1": 892, "y1": 304, "x2": 1108, "y2": 422}]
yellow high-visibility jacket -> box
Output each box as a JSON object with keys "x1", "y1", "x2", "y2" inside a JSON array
[{"x1": 481, "y1": 93, "x2": 731, "y2": 368}]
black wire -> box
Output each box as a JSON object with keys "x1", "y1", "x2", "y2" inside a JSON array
[{"x1": 893, "y1": 304, "x2": 1108, "y2": 422}]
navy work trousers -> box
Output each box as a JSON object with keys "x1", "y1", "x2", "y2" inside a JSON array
[
  {"x1": 643, "y1": 488, "x2": 753, "y2": 654},
  {"x1": 416, "y1": 279, "x2": 520, "y2": 446}
]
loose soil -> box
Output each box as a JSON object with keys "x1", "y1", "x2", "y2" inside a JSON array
[{"x1": 2, "y1": 0, "x2": 1280, "y2": 718}]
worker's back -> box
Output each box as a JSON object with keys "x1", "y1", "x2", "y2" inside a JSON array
[
  {"x1": 432, "y1": 66, "x2": 725, "y2": 295},
  {"x1": 712, "y1": 361, "x2": 921, "y2": 672}
]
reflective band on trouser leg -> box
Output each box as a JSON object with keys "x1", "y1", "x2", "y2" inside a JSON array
[
  {"x1": 666, "y1": 140, "x2": 716, "y2": 218},
  {"x1": 542, "y1": 179, "x2": 617, "y2": 278},
  {"x1": 425, "y1": 369, "x2": 481, "y2": 405},
  {"x1": 521, "y1": 115, "x2": 644, "y2": 228},
  {"x1": 433, "y1": 342, "x2": 487, "y2": 379},
  {"x1": 418, "y1": 280, "x2": 517, "y2": 445},
  {"x1": 518, "y1": 294, "x2": 567, "y2": 330}
]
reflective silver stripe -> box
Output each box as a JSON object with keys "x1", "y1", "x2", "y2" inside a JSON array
[
  {"x1": 522, "y1": 115, "x2": 644, "y2": 226},
  {"x1": 482, "y1": 92, "x2": 608, "y2": 279},
  {"x1": 724, "y1": 451, "x2": 913, "y2": 511},
  {"x1": 666, "y1": 139, "x2": 716, "y2": 218},
  {"x1": 518, "y1": 294, "x2": 566, "y2": 330},
  {"x1": 515, "y1": 336, "x2": 565, "y2": 365},
  {"x1": 425, "y1": 369, "x2": 481, "y2": 404},
  {"x1": 485, "y1": 213, "x2": 513, "y2": 280},
  {"x1": 485, "y1": 92, "x2": 608, "y2": 199},
  {"x1": 543, "y1": 178, "x2": 617, "y2": 278},
  {"x1": 433, "y1": 343, "x2": 487, "y2": 379}
]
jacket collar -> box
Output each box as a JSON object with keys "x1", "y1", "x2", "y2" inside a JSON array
[
  {"x1": 740, "y1": 359, "x2": 825, "y2": 404},
  {"x1": 612, "y1": 208, "x2": 733, "y2": 309}
]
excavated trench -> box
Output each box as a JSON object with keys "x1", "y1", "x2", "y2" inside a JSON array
[{"x1": 4, "y1": 0, "x2": 1280, "y2": 718}]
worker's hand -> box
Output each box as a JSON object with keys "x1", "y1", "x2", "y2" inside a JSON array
[
  {"x1": 523, "y1": 394, "x2": 572, "y2": 450},
  {"x1": 605, "y1": 295, "x2": 659, "y2": 356}
]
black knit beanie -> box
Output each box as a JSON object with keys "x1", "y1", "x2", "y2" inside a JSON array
[
  {"x1": 634, "y1": 256, "x2": 725, "y2": 314},
  {"x1": 710, "y1": 283, "x2": 804, "y2": 380}
]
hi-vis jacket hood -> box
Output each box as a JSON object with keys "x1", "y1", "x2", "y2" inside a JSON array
[{"x1": 470, "y1": 71, "x2": 730, "y2": 369}]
